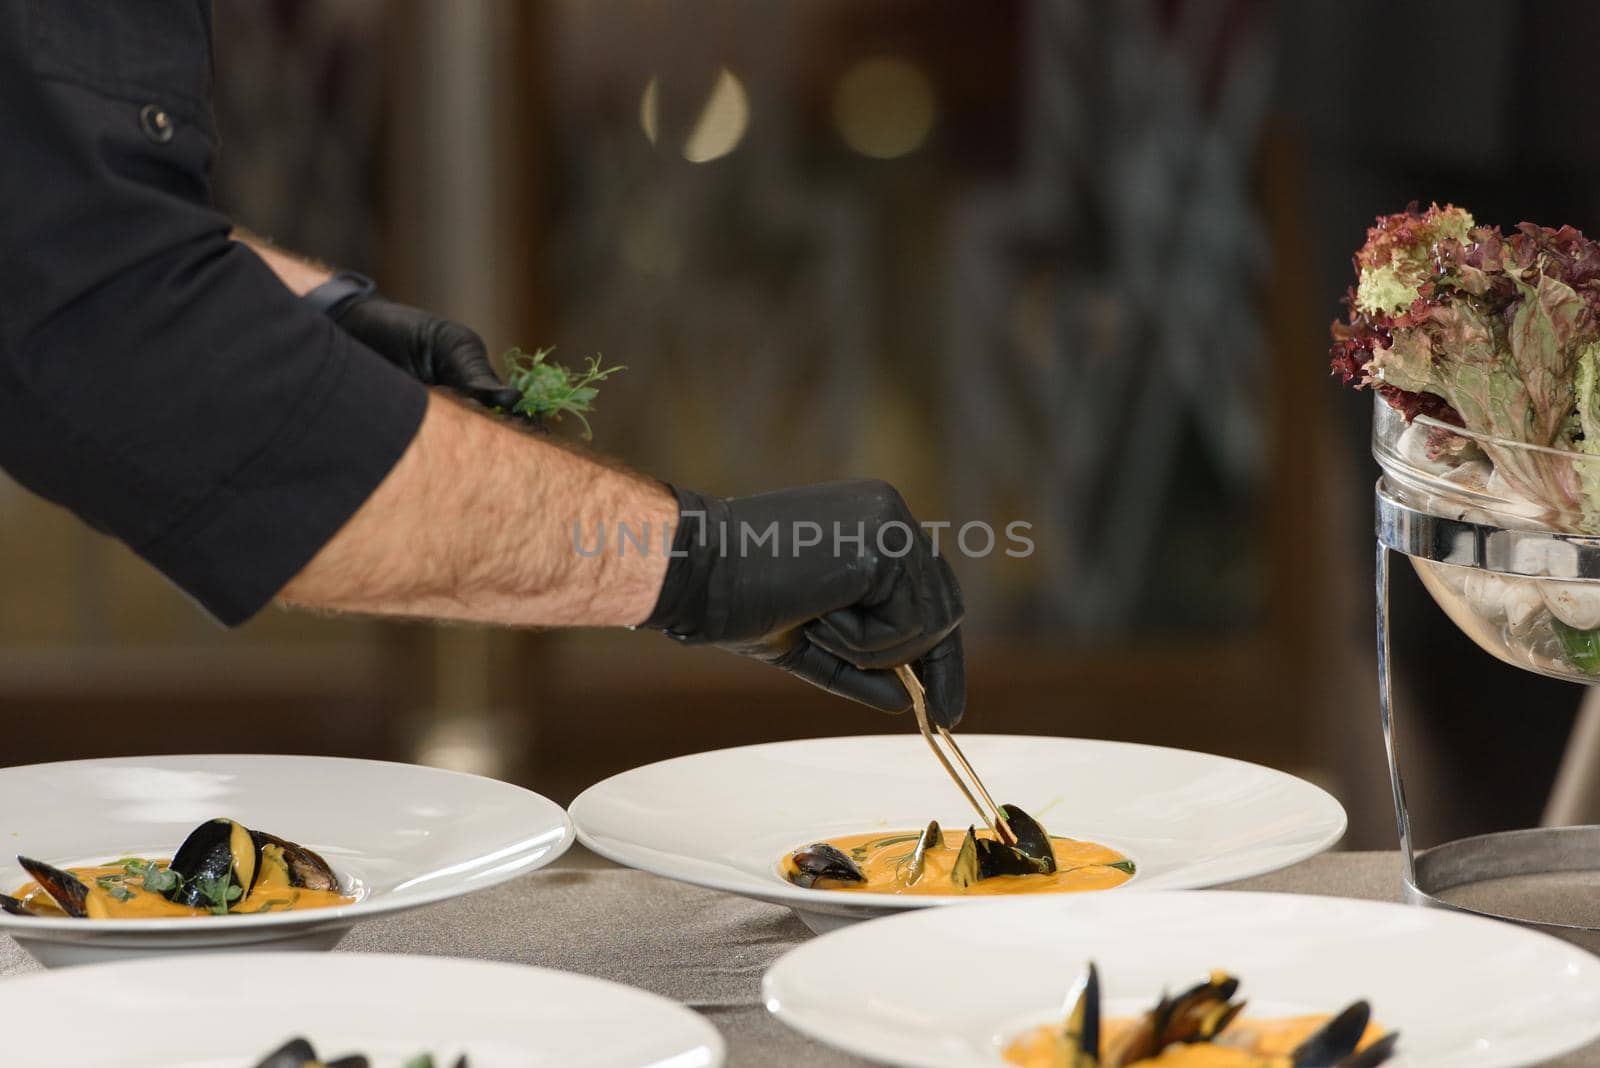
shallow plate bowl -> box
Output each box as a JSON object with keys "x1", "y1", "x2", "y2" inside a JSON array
[
  {"x1": 570, "y1": 735, "x2": 1346, "y2": 932},
  {"x1": 0, "y1": 754, "x2": 572, "y2": 966},
  {"x1": 4, "y1": 951, "x2": 723, "y2": 1067},
  {"x1": 763, "y1": 890, "x2": 1600, "y2": 1067}
]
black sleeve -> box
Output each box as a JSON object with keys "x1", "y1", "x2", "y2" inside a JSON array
[{"x1": 0, "y1": 1, "x2": 428, "y2": 625}]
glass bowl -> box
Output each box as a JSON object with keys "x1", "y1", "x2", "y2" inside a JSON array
[{"x1": 1373, "y1": 396, "x2": 1600, "y2": 684}]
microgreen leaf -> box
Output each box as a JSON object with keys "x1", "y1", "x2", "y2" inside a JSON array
[
  {"x1": 502, "y1": 346, "x2": 624, "y2": 440},
  {"x1": 95, "y1": 874, "x2": 136, "y2": 902},
  {"x1": 122, "y1": 859, "x2": 181, "y2": 895},
  {"x1": 194, "y1": 874, "x2": 241, "y2": 915},
  {"x1": 1106, "y1": 859, "x2": 1136, "y2": 876}
]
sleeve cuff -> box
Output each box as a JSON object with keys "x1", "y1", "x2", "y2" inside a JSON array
[{"x1": 137, "y1": 327, "x2": 427, "y2": 626}]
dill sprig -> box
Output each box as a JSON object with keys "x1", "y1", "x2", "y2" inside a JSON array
[{"x1": 503, "y1": 346, "x2": 624, "y2": 440}]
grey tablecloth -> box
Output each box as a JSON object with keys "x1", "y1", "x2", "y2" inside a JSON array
[{"x1": 3, "y1": 850, "x2": 1596, "y2": 1066}]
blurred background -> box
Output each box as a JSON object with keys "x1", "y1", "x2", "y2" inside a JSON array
[{"x1": 5, "y1": 0, "x2": 1598, "y2": 849}]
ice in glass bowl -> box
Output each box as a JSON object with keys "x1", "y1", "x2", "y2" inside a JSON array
[{"x1": 1373, "y1": 396, "x2": 1600, "y2": 684}]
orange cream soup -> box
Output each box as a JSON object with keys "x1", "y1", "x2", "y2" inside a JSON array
[
  {"x1": 785, "y1": 829, "x2": 1133, "y2": 896},
  {"x1": 1004, "y1": 1014, "x2": 1388, "y2": 1068},
  {"x1": 14, "y1": 849, "x2": 353, "y2": 919}
]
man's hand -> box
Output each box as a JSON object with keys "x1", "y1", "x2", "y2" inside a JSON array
[
  {"x1": 331, "y1": 295, "x2": 524, "y2": 415},
  {"x1": 231, "y1": 230, "x2": 522, "y2": 414},
  {"x1": 645, "y1": 480, "x2": 966, "y2": 726}
]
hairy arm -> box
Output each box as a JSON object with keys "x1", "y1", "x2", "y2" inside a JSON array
[
  {"x1": 231, "y1": 228, "x2": 330, "y2": 296},
  {"x1": 279, "y1": 391, "x2": 677, "y2": 626}
]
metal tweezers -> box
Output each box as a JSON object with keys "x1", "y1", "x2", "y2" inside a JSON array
[{"x1": 897, "y1": 664, "x2": 1016, "y2": 845}]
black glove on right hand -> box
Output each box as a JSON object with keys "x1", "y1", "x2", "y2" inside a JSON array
[
  {"x1": 646, "y1": 480, "x2": 966, "y2": 727},
  {"x1": 332, "y1": 293, "x2": 525, "y2": 416}
]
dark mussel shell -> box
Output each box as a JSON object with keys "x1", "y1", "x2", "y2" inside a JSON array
[
  {"x1": 906, "y1": 820, "x2": 942, "y2": 885},
  {"x1": 1337, "y1": 1031, "x2": 1399, "y2": 1067},
  {"x1": 786, "y1": 843, "x2": 865, "y2": 888},
  {"x1": 16, "y1": 856, "x2": 91, "y2": 918},
  {"x1": 1099, "y1": 972, "x2": 1242, "y2": 1066},
  {"x1": 253, "y1": 1038, "x2": 319, "y2": 1068},
  {"x1": 951, "y1": 827, "x2": 980, "y2": 888},
  {"x1": 951, "y1": 825, "x2": 1052, "y2": 887},
  {"x1": 1155, "y1": 972, "x2": 1244, "y2": 1047},
  {"x1": 975, "y1": 836, "x2": 1053, "y2": 878},
  {"x1": 1064, "y1": 961, "x2": 1101, "y2": 1060},
  {"x1": 0, "y1": 891, "x2": 33, "y2": 917},
  {"x1": 252, "y1": 1038, "x2": 370, "y2": 1068},
  {"x1": 1292, "y1": 1001, "x2": 1373, "y2": 1067},
  {"x1": 251, "y1": 830, "x2": 340, "y2": 892},
  {"x1": 166, "y1": 818, "x2": 261, "y2": 910},
  {"x1": 998, "y1": 804, "x2": 1056, "y2": 872}
]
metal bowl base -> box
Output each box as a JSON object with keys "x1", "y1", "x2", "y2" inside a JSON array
[
  {"x1": 1404, "y1": 827, "x2": 1600, "y2": 954},
  {"x1": 1376, "y1": 499, "x2": 1600, "y2": 956}
]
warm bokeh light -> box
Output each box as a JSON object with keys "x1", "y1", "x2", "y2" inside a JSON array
[
  {"x1": 832, "y1": 55, "x2": 937, "y2": 159},
  {"x1": 638, "y1": 67, "x2": 750, "y2": 163},
  {"x1": 639, "y1": 75, "x2": 660, "y2": 146},
  {"x1": 682, "y1": 67, "x2": 750, "y2": 163}
]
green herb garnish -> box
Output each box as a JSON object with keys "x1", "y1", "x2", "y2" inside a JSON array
[
  {"x1": 95, "y1": 875, "x2": 136, "y2": 902},
  {"x1": 1106, "y1": 859, "x2": 1137, "y2": 876},
  {"x1": 252, "y1": 898, "x2": 293, "y2": 913},
  {"x1": 402, "y1": 1055, "x2": 437, "y2": 1068},
  {"x1": 193, "y1": 874, "x2": 242, "y2": 915},
  {"x1": 121, "y1": 859, "x2": 180, "y2": 895},
  {"x1": 503, "y1": 346, "x2": 624, "y2": 440}
]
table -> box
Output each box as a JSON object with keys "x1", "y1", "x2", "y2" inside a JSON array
[{"x1": 3, "y1": 849, "x2": 1597, "y2": 1066}]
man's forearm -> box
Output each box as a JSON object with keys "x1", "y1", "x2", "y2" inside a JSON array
[{"x1": 278, "y1": 392, "x2": 677, "y2": 627}]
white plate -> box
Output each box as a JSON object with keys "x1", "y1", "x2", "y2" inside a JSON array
[
  {"x1": 0, "y1": 754, "x2": 572, "y2": 966},
  {"x1": 2, "y1": 951, "x2": 724, "y2": 1067},
  {"x1": 763, "y1": 890, "x2": 1600, "y2": 1067},
  {"x1": 569, "y1": 735, "x2": 1346, "y2": 932}
]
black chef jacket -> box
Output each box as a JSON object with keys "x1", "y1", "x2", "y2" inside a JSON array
[{"x1": 0, "y1": 1, "x2": 428, "y2": 625}]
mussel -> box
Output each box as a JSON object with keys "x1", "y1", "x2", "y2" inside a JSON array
[
  {"x1": 1051, "y1": 963, "x2": 1395, "y2": 1067},
  {"x1": 785, "y1": 843, "x2": 866, "y2": 888},
  {"x1": 1000, "y1": 804, "x2": 1057, "y2": 873},
  {"x1": 166, "y1": 818, "x2": 261, "y2": 910},
  {"x1": 1061, "y1": 961, "x2": 1101, "y2": 1068},
  {"x1": 1336, "y1": 1032, "x2": 1401, "y2": 1068},
  {"x1": 1290, "y1": 1001, "x2": 1378, "y2": 1068},
  {"x1": 0, "y1": 892, "x2": 31, "y2": 917},
  {"x1": 252, "y1": 830, "x2": 340, "y2": 892},
  {"x1": 952, "y1": 824, "x2": 1054, "y2": 887},
  {"x1": 906, "y1": 820, "x2": 942, "y2": 885},
  {"x1": 1097, "y1": 971, "x2": 1247, "y2": 1065},
  {"x1": 15, "y1": 857, "x2": 92, "y2": 918},
  {"x1": 252, "y1": 1037, "x2": 371, "y2": 1068},
  {"x1": 253, "y1": 1037, "x2": 467, "y2": 1068}
]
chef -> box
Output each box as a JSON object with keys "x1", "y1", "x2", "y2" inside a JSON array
[{"x1": 0, "y1": 2, "x2": 965, "y2": 725}]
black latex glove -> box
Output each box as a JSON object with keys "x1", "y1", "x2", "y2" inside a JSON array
[
  {"x1": 646, "y1": 480, "x2": 966, "y2": 727},
  {"x1": 331, "y1": 293, "x2": 525, "y2": 414}
]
